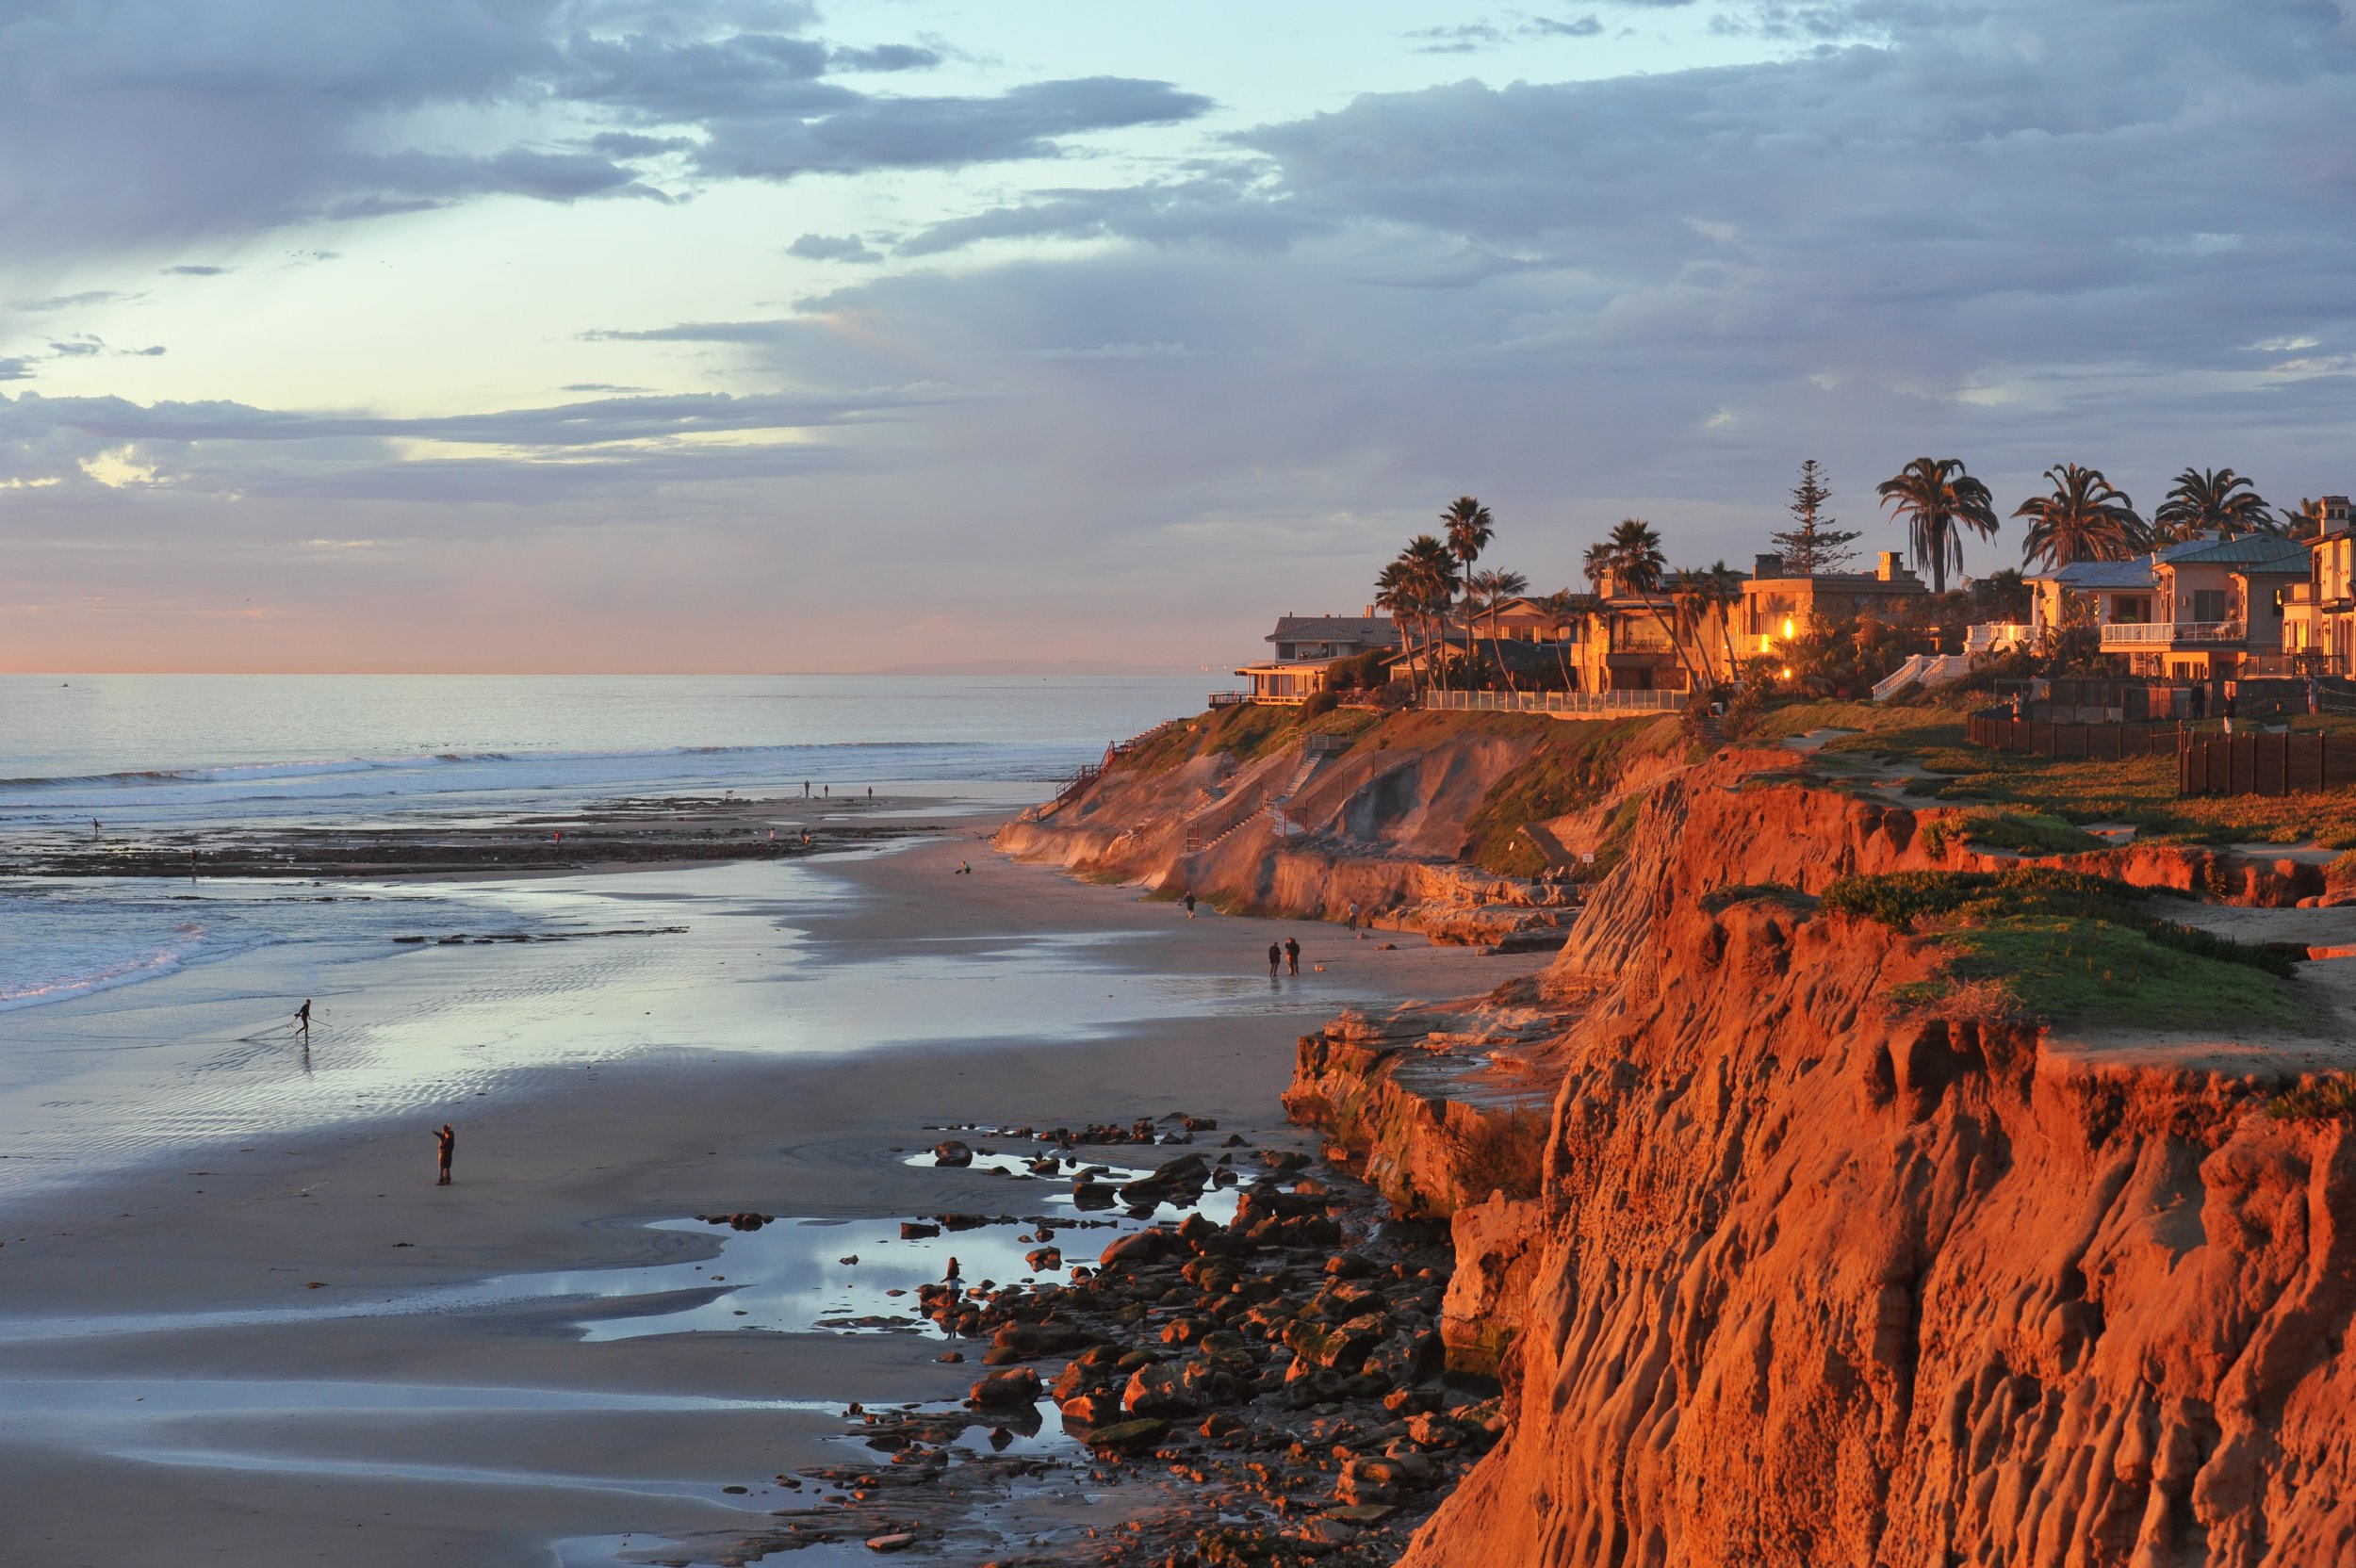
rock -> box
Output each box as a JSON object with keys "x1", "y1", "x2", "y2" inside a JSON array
[
  {"x1": 1122, "y1": 1361, "x2": 1198, "y2": 1417},
  {"x1": 1284, "y1": 1319, "x2": 1383, "y2": 1374},
  {"x1": 980, "y1": 1346, "x2": 1024, "y2": 1365},
  {"x1": 935, "y1": 1351, "x2": 964, "y2": 1364},
  {"x1": 1072, "y1": 1181, "x2": 1117, "y2": 1211},
  {"x1": 967, "y1": 1368, "x2": 1041, "y2": 1408},
  {"x1": 899, "y1": 1221, "x2": 941, "y2": 1240},
  {"x1": 940, "y1": 1213, "x2": 990, "y2": 1232},
  {"x1": 1024, "y1": 1246, "x2": 1063, "y2": 1271},
  {"x1": 1059, "y1": 1391, "x2": 1124, "y2": 1428},
  {"x1": 864, "y1": 1533, "x2": 915, "y2": 1552},
  {"x1": 991, "y1": 1320, "x2": 1085, "y2": 1357},
  {"x1": 1082, "y1": 1417, "x2": 1170, "y2": 1455},
  {"x1": 933, "y1": 1140, "x2": 973, "y2": 1167},
  {"x1": 1099, "y1": 1228, "x2": 1175, "y2": 1269},
  {"x1": 1199, "y1": 1411, "x2": 1244, "y2": 1438},
  {"x1": 1324, "y1": 1251, "x2": 1376, "y2": 1279}
]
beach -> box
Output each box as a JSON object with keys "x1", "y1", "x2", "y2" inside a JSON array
[{"x1": 0, "y1": 820, "x2": 1524, "y2": 1566}]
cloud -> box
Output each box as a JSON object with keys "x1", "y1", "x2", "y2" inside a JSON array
[
  {"x1": 895, "y1": 176, "x2": 1317, "y2": 257},
  {"x1": 17, "y1": 289, "x2": 140, "y2": 311},
  {"x1": 161, "y1": 265, "x2": 233, "y2": 277},
  {"x1": 0, "y1": 5, "x2": 1209, "y2": 262},
  {"x1": 788, "y1": 232, "x2": 882, "y2": 262},
  {"x1": 0, "y1": 358, "x2": 32, "y2": 382},
  {"x1": 1406, "y1": 13, "x2": 1603, "y2": 53}
]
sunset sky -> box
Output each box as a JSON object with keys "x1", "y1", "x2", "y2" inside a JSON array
[{"x1": 3, "y1": 0, "x2": 2352, "y2": 672}]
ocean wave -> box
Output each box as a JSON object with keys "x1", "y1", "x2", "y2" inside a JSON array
[
  {"x1": 0, "y1": 740, "x2": 988, "y2": 794},
  {"x1": 0, "y1": 930, "x2": 207, "y2": 1012}
]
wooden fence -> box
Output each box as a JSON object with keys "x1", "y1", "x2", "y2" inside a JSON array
[
  {"x1": 1965, "y1": 712, "x2": 2176, "y2": 760},
  {"x1": 2179, "y1": 732, "x2": 2356, "y2": 798}
]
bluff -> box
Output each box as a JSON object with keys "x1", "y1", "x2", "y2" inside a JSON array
[
  {"x1": 994, "y1": 706, "x2": 1687, "y2": 943},
  {"x1": 1395, "y1": 762, "x2": 2356, "y2": 1568}
]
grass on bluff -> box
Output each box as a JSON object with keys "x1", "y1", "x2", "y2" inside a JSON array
[
  {"x1": 2270, "y1": 1074, "x2": 2356, "y2": 1123},
  {"x1": 1463, "y1": 715, "x2": 1675, "y2": 876},
  {"x1": 1757, "y1": 695, "x2": 2356, "y2": 846},
  {"x1": 1827, "y1": 867, "x2": 2325, "y2": 1034}
]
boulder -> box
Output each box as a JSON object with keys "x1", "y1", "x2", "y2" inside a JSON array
[
  {"x1": 899, "y1": 1221, "x2": 941, "y2": 1240},
  {"x1": 1082, "y1": 1417, "x2": 1170, "y2": 1456},
  {"x1": 1122, "y1": 1362, "x2": 1198, "y2": 1417},
  {"x1": 966, "y1": 1368, "x2": 1041, "y2": 1408},
  {"x1": 1024, "y1": 1246, "x2": 1063, "y2": 1272},
  {"x1": 1098, "y1": 1228, "x2": 1175, "y2": 1270},
  {"x1": 933, "y1": 1140, "x2": 973, "y2": 1167}
]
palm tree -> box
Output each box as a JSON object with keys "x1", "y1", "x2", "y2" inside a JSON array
[
  {"x1": 1537, "y1": 588, "x2": 1585, "y2": 692},
  {"x1": 1600, "y1": 518, "x2": 1665, "y2": 592},
  {"x1": 2281, "y1": 498, "x2": 2328, "y2": 540},
  {"x1": 1580, "y1": 541, "x2": 1612, "y2": 594},
  {"x1": 2014, "y1": 464, "x2": 2147, "y2": 570},
  {"x1": 1876, "y1": 457, "x2": 1999, "y2": 594},
  {"x1": 1377, "y1": 534, "x2": 1462, "y2": 694},
  {"x1": 2153, "y1": 467, "x2": 2272, "y2": 544},
  {"x1": 1467, "y1": 566, "x2": 1530, "y2": 691},
  {"x1": 1442, "y1": 497, "x2": 1494, "y2": 577}
]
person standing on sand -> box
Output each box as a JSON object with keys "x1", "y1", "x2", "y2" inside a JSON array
[
  {"x1": 803, "y1": 780, "x2": 810, "y2": 798},
  {"x1": 295, "y1": 999, "x2": 311, "y2": 1037},
  {"x1": 1345, "y1": 901, "x2": 1358, "y2": 933},
  {"x1": 1184, "y1": 890, "x2": 1196, "y2": 919},
  {"x1": 1284, "y1": 937, "x2": 1301, "y2": 976},
  {"x1": 1267, "y1": 941, "x2": 1282, "y2": 980},
  {"x1": 2223, "y1": 689, "x2": 2237, "y2": 736},
  {"x1": 434, "y1": 1123, "x2": 456, "y2": 1185}
]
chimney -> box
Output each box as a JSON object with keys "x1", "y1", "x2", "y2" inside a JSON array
[
  {"x1": 1877, "y1": 551, "x2": 1899, "y2": 581},
  {"x1": 1595, "y1": 567, "x2": 1618, "y2": 599},
  {"x1": 1754, "y1": 552, "x2": 1783, "y2": 580},
  {"x1": 1365, "y1": 604, "x2": 1376, "y2": 617},
  {"x1": 2326, "y1": 497, "x2": 2352, "y2": 536}
]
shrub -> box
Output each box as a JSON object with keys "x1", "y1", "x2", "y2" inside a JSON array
[
  {"x1": 1920, "y1": 809, "x2": 2102, "y2": 858},
  {"x1": 2270, "y1": 1074, "x2": 2356, "y2": 1123},
  {"x1": 1300, "y1": 690, "x2": 1338, "y2": 719},
  {"x1": 1456, "y1": 1106, "x2": 1548, "y2": 1201}
]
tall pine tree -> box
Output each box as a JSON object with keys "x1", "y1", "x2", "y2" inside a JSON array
[{"x1": 1769, "y1": 459, "x2": 1860, "y2": 575}]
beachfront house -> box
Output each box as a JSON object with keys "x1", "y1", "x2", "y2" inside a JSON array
[
  {"x1": 2282, "y1": 498, "x2": 2356, "y2": 673},
  {"x1": 2034, "y1": 534, "x2": 2309, "y2": 679},
  {"x1": 1738, "y1": 552, "x2": 1930, "y2": 665},
  {"x1": 1230, "y1": 611, "x2": 1400, "y2": 704}
]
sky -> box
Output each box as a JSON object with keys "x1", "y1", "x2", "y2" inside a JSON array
[{"x1": 2, "y1": 0, "x2": 2353, "y2": 674}]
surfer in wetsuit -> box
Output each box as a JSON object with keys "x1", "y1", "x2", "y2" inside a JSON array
[{"x1": 434, "y1": 1123, "x2": 456, "y2": 1185}]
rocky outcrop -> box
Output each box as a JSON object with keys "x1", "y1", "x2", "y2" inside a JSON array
[
  {"x1": 1392, "y1": 761, "x2": 2356, "y2": 1568},
  {"x1": 995, "y1": 710, "x2": 1669, "y2": 941}
]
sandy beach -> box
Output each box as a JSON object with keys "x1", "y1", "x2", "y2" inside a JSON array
[{"x1": 0, "y1": 818, "x2": 1526, "y2": 1566}]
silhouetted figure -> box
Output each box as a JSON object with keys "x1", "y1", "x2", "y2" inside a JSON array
[
  {"x1": 295, "y1": 999, "x2": 312, "y2": 1036},
  {"x1": 434, "y1": 1123, "x2": 456, "y2": 1185},
  {"x1": 90, "y1": 817, "x2": 101, "y2": 838},
  {"x1": 1184, "y1": 890, "x2": 1197, "y2": 919},
  {"x1": 1284, "y1": 937, "x2": 1301, "y2": 976},
  {"x1": 2223, "y1": 689, "x2": 2238, "y2": 736},
  {"x1": 943, "y1": 1256, "x2": 961, "y2": 1284},
  {"x1": 1268, "y1": 941, "x2": 1282, "y2": 980},
  {"x1": 803, "y1": 780, "x2": 810, "y2": 797}
]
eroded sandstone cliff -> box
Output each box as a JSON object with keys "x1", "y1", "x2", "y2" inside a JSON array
[{"x1": 1393, "y1": 763, "x2": 2356, "y2": 1568}]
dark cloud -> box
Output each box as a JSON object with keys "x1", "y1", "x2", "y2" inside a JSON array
[
  {"x1": 787, "y1": 232, "x2": 882, "y2": 262},
  {"x1": 160, "y1": 265, "x2": 233, "y2": 277},
  {"x1": 690, "y1": 77, "x2": 1214, "y2": 181},
  {"x1": 895, "y1": 176, "x2": 1316, "y2": 256},
  {"x1": 0, "y1": 358, "x2": 32, "y2": 382},
  {"x1": 0, "y1": 4, "x2": 1206, "y2": 260}
]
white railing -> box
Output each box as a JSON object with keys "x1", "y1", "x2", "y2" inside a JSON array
[
  {"x1": 1423, "y1": 689, "x2": 1686, "y2": 716},
  {"x1": 1872, "y1": 653, "x2": 1972, "y2": 702},
  {"x1": 1965, "y1": 622, "x2": 2031, "y2": 657},
  {"x1": 2099, "y1": 620, "x2": 2243, "y2": 646}
]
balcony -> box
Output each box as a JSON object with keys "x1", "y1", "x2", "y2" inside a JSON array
[{"x1": 2099, "y1": 620, "x2": 2244, "y2": 649}]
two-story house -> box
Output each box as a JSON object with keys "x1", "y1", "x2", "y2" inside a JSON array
[
  {"x1": 2086, "y1": 534, "x2": 2309, "y2": 679},
  {"x1": 1739, "y1": 551, "x2": 1930, "y2": 662},
  {"x1": 1231, "y1": 611, "x2": 1401, "y2": 704},
  {"x1": 2282, "y1": 498, "x2": 2356, "y2": 673}
]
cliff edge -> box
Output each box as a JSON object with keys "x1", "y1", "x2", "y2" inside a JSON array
[{"x1": 1396, "y1": 763, "x2": 2356, "y2": 1568}]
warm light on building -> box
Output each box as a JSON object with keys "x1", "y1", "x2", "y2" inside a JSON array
[{"x1": 1781, "y1": 615, "x2": 1795, "y2": 641}]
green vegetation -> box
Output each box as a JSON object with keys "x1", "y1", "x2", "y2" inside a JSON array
[
  {"x1": 1455, "y1": 1105, "x2": 1549, "y2": 1202},
  {"x1": 1462, "y1": 715, "x2": 1673, "y2": 875},
  {"x1": 1823, "y1": 867, "x2": 2321, "y2": 1032},
  {"x1": 2268, "y1": 1074, "x2": 2356, "y2": 1123},
  {"x1": 1920, "y1": 808, "x2": 2102, "y2": 858},
  {"x1": 1698, "y1": 881, "x2": 1817, "y2": 915}
]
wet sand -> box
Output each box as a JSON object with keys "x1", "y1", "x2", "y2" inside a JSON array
[{"x1": 0, "y1": 825, "x2": 1526, "y2": 1566}]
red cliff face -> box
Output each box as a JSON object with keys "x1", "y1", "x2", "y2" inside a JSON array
[{"x1": 1406, "y1": 770, "x2": 2356, "y2": 1568}]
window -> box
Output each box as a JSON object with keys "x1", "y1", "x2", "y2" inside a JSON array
[
  {"x1": 2112, "y1": 596, "x2": 2150, "y2": 624},
  {"x1": 2189, "y1": 589, "x2": 2228, "y2": 624}
]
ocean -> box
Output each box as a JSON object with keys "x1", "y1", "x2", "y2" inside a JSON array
[{"x1": 0, "y1": 673, "x2": 1204, "y2": 1014}]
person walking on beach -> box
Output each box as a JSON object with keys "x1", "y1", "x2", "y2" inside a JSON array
[
  {"x1": 803, "y1": 780, "x2": 810, "y2": 798},
  {"x1": 1284, "y1": 937, "x2": 1301, "y2": 976},
  {"x1": 434, "y1": 1123, "x2": 456, "y2": 1185},
  {"x1": 1267, "y1": 941, "x2": 1282, "y2": 980},
  {"x1": 90, "y1": 817, "x2": 101, "y2": 838},
  {"x1": 295, "y1": 999, "x2": 312, "y2": 1037},
  {"x1": 1345, "y1": 900, "x2": 1358, "y2": 934},
  {"x1": 1184, "y1": 890, "x2": 1197, "y2": 919}
]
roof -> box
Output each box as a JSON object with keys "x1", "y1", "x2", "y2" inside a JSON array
[
  {"x1": 2155, "y1": 534, "x2": 2310, "y2": 571},
  {"x1": 2043, "y1": 558, "x2": 2155, "y2": 590},
  {"x1": 1266, "y1": 615, "x2": 1399, "y2": 645}
]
